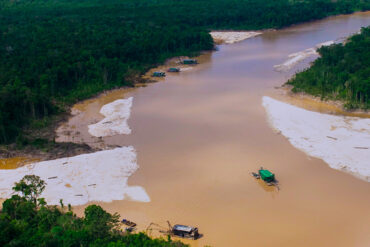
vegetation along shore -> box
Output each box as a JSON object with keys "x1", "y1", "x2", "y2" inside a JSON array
[
  {"x1": 287, "y1": 26, "x2": 370, "y2": 110},
  {"x1": 0, "y1": 0, "x2": 369, "y2": 148},
  {"x1": 0, "y1": 175, "x2": 187, "y2": 246}
]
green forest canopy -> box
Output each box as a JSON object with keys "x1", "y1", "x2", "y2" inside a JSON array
[
  {"x1": 0, "y1": 175, "x2": 188, "y2": 247},
  {"x1": 288, "y1": 26, "x2": 370, "y2": 109},
  {"x1": 0, "y1": 0, "x2": 369, "y2": 143}
]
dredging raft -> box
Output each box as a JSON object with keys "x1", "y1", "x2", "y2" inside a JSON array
[
  {"x1": 152, "y1": 71, "x2": 166, "y2": 77},
  {"x1": 146, "y1": 221, "x2": 200, "y2": 240},
  {"x1": 252, "y1": 167, "x2": 279, "y2": 188}
]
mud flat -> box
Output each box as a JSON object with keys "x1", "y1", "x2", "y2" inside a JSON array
[
  {"x1": 263, "y1": 96, "x2": 370, "y2": 181},
  {"x1": 210, "y1": 31, "x2": 261, "y2": 44},
  {"x1": 0, "y1": 147, "x2": 149, "y2": 205}
]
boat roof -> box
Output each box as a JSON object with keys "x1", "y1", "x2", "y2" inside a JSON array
[
  {"x1": 173, "y1": 224, "x2": 194, "y2": 232},
  {"x1": 259, "y1": 169, "x2": 274, "y2": 177}
]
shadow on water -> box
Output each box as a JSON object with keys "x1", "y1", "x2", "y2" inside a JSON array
[{"x1": 256, "y1": 178, "x2": 280, "y2": 195}]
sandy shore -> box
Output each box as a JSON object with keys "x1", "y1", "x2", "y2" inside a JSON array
[
  {"x1": 273, "y1": 40, "x2": 336, "y2": 72},
  {"x1": 273, "y1": 86, "x2": 370, "y2": 118},
  {"x1": 210, "y1": 31, "x2": 261, "y2": 44},
  {"x1": 88, "y1": 97, "x2": 133, "y2": 137},
  {"x1": 263, "y1": 96, "x2": 370, "y2": 181},
  {"x1": 0, "y1": 147, "x2": 150, "y2": 205}
]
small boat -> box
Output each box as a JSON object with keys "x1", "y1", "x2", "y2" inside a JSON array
[
  {"x1": 171, "y1": 224, "x2": 200, "y2": 240},
  {"x1": 167, "y1": 67, "x2": 180, "y2": 72},
  {"x1": 152, "y1": 71, "x2": 166, "y2": 77},
  {"x1": 252, "y1": 167, "x2": 279, "y2": 188},
  {"x1": 258, "y1": 168, "x2": 275, "y2": 183},
  {"x1": 146, "y1": 221, "x2": 201, "y2": 240},
  {"x1": 181, "y1": 59, "x2": 198, "y2": 65},
  {"x1": 121, "y1": 219, "x2": 137, "y2": 227}
]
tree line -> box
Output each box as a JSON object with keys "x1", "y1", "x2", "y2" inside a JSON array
[
  {"x1": 0, "y1": 175, "x2": 188, "y2": 247},
  {"x1": 0, "y1": 0, "x2": 369, "y2": 143},
  {"x1": 288, "y1": 26, "x2": 370, "y2": 109}
]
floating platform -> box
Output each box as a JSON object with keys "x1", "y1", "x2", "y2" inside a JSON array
[
  {"x1": 168, "y1": 67, "x2": 180, "y2": 72},
  {"x1": 252, "y1": 167, "x2": 279, "y2": 189},
  {"x1": 181, "y1": 59, "x2": 198, "y2": 65},
  {"x1": 152, "y1": 71, "x2": 166, "y2": 77}
]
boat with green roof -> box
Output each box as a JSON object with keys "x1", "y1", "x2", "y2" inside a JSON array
[{"x1": 252, "y1": 167, "x2": 279, "y2": 188}]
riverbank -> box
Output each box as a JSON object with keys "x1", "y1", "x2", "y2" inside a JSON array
[
  {"x1": 2, "y1": 12, "x2": 369, "y2": 162},
  {"x1": 273, "y1": 86, "x2": 370, "y2": 118},
  {"x1": 263, "y1": 96, "x2": 370, "y2": 182},
  {"x1": 285, "y1": 25, "x2": 370, "y2": 110},
  {"x1": 0, "y1": 111, "x2": 97, "y2": 169},
  {"x1": 1, "y1": 12, "x2": 370, "y2": 247},
  {"x1": 0, "y1": 147, "x2": 150, "y2": 205},
  {"x1": 210, "y1": 31, "x2": 262, "y2": 44}
]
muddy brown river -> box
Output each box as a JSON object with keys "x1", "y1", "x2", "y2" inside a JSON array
[{"x1": 57, "y1": 13, "x2": 370, "y2": 247}]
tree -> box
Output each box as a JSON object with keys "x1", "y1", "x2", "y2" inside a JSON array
[
  {"x1": 12, "y1": 175, "x2": 46, "y2": 204},
  {"x1": 83, "y1": 205, "x2": 120, "y2": 239},
  {"x1": 1, "y1": 176, "x2": 188, "y2": 247}
]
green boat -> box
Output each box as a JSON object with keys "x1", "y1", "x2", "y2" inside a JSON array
[
  {"x1": 152, "y1": 71, "x2": 166, "y2": 77},
  {"x1": 258, "y1": 168, "x2": 275, "y2": 182},
  {"x1": 182, "y1": 59, "x2": 198, "y2": 65},
  {"x1": 168, "y1": 67, "x2": 180, "y2": 72}
]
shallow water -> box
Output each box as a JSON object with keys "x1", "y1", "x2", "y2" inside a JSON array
[
  {"x1": 61, "y1": 12, "x2": 369, "y2": 247},
  {"x1": 0, "y1": 157, "x2": 39, "y2": 169}
]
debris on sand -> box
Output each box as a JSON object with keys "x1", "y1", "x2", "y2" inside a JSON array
[{"x1": 0, "y1": 147, "x2": 150, "y2": 205}]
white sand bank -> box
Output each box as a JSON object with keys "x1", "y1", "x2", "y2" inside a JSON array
[
  {"x1": 88, "y1": 97, "x2": 133, "y2": 137},
  {"x1": 0, "y1": 147, "x2": 150, "y2": 205},
  {"x1": 262, "y1": 96, "x2": 370, "y2": 181},
  {"x1": 274, "y1": 40, "x2": 334, "y2": 72},
  {"x1": 210, "y1": 31, "x2": 261, "y2": 44}
]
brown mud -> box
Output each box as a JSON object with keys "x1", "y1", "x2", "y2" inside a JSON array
[{"x1": 0, "y1": 112, "x2": 97, "y2": 167}]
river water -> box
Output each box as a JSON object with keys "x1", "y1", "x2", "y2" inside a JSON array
[{"x1": 58, "y1": 13, "x2": 370, "y2": 247}]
